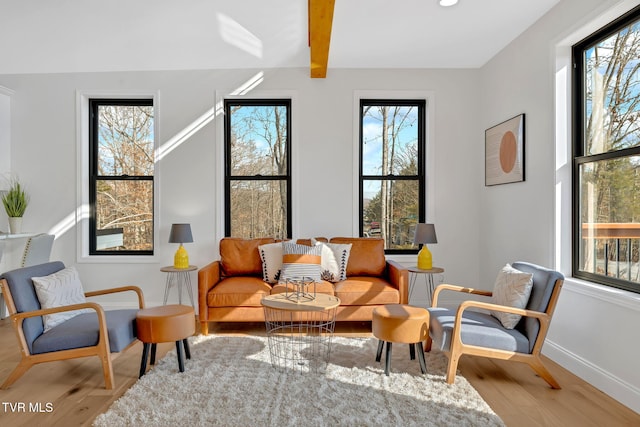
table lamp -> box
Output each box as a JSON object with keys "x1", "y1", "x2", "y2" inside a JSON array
[
  {"x1": 414, "y1": 223, "x2": 437, "y2": 270},
  {"x1": 169, "y1": 223, "x2": 193, "y2": 269}
]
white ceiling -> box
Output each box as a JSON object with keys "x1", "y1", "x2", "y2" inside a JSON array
[{"x1": 0, "y1": 0, "x2": 561, "y2": 75}]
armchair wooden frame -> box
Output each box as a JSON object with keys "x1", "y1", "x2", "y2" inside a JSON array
[
  {"x1": 0, "y1": 279, "x2": 144, "y2": 390},
  {"x1": 426, "y1": 280, "x2": 564, "y2": 389}
]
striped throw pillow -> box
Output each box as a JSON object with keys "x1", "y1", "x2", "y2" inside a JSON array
[{"x1": 280, "y1": 242, "x2": 322, "y2": 283}]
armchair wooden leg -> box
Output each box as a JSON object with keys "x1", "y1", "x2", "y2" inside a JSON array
[
  {"x1": 529, "y1": 357, "x2": 561, "y2": 389},
  {"x1": 99, "y1": 348, "x2": 115, "y2": 390},
  {"x1": 200, "y1": 321, "x2": 209, "y2": 336},
  {"x1": 1, "y1": 359, "x2": 34, "y2": 389},
  {"x1": 445, "y1": 352, "x2": 459, "y2": 384}
]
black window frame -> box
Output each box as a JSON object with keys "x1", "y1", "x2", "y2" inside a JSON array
[
  {"x1": 572, "y1": 5, "x2": 640, "y2": 293},
  {"x1": 359, "y1": 99, "x2": 426, "y2": 254},
  {"x1": 223, "y1": 98, "x2": 293, "y2": 239},
  {"x1": 88, "y1": 98, "x2": 155, "y2": 256}
]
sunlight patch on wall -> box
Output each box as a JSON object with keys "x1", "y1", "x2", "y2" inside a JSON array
[
  {"x1": 49, "y1": 204, "x2": 88, "y2": 238},
  {"x1": 217, "y1": 13, "x2": 263, "y2": 59},
  {"x1": 155, "y1": 71, "x2": 264, "y2": 161}
]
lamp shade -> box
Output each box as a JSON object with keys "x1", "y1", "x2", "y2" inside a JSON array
[
  {"x1": 168, "y1": 223, "x2": 193, "y2": 244},
  {"x1": 414, "y1": 223, "x2": 437, "y2": 245}
]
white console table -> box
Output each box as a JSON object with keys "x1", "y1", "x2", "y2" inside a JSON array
[{"x1": 0, "y1": 232, "x2": 38, "y2": 319}]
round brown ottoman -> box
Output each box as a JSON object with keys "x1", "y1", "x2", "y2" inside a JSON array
[
  {"x1": 136, "y1": 304, "x2": 195, "y2": 377},
  {"x1": 372, "y1": 304, "x2": 429, "y2": 376}
]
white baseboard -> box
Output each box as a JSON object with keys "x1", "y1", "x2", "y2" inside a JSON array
[{"x1": 544, "y1": 339, "x2": 640, "y2": 415}]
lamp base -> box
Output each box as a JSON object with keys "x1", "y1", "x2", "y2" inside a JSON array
[
  {"x1": 174, "y1": 244, "x2": 189, "y2": 269},
  {"x1": 417, "y1": 245, "x2": 433, "y2": 270}
]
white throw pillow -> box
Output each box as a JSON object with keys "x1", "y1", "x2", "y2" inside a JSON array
[
  {"x1": 279, "y1": 242, "x2": 322, "y2": 283},
  {"x1": 312, "y1": 238, "x2": 352, "y2": 283},
  {"x1": 32, "y1": 266, "x2": 92, "y2": 332},
  {"x1": 258, "y1": 242, "x2": 283, "y2": 283},
  {"x1": 490, "y1": 264, "x2": 534, "y2": 329}
]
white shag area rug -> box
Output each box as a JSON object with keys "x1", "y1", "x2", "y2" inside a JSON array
[{"x1": 94, "y1": 335, "x2": 504, "y2": 427}]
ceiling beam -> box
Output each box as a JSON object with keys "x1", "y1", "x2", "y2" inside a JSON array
[{"x1": 308, "y1": 0, "x2": 335, "y2": 78}]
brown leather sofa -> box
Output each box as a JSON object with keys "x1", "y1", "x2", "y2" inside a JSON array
[{"x1": 197, "y1": 237, "x2": 408, "y2": 335}]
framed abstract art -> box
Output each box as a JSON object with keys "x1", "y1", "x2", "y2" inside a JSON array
[{"x1": 485, "y1": 114, "x2": 525, "y2": 186}]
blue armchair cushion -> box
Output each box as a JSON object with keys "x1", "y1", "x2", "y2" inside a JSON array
[
  {"x1": 31, "y1": 309, "x2": 138, "y2": 354},
  {"x1": 511, "y1": 261, "x2": 564, "y2": 352},
  {"x1": 427, "y1": 307, "x2": 530, "y2": 354},
  {"x1": 0, "y1": 261, "x2": 66, "y2": 353}
]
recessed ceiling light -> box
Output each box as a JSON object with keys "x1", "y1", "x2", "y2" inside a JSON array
[{"x1": 439, "y1": 0, "x2": 458, "y2": 6}]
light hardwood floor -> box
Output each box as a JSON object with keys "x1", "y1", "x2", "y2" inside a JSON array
[{"x1": 0, "y1": 318, "x2": 638, "y2": 427}]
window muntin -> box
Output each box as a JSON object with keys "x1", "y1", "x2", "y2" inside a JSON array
[
  {"x1": 89, "y1": 99, "x2": 154, "y2": 255},
  {"x1": 574, "y1": 6, "x2": 640, "y2": 293},
  {"x1": 360, "y1": 100, "x2": 425, "y2": 253},
  {"x1": 224, "y1": 99, "x2": 291, "y2": 239}
]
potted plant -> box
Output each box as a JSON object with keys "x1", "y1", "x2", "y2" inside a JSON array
[{"x1": 2, "y1": 178, "x2": 29, "y2": 234}]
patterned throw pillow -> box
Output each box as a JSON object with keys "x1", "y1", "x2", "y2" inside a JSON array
[
  {"x1": 258, "y1": 242, "x2": 283, "y2": 283},
  {"x1": 32, "y1": 266, "x2": 92, "y2": 332},
  {"x1": 490, "y1": 264, "x2": 534, "y2": 329},
  {"x1": 312, "y1": 238, "x2": 352, "y2": 282},
  {"x1": 279, "y1": 242, "x2": 322, "y2": 283}
]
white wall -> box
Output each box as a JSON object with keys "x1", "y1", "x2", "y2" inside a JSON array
[
  {"x1": 0, "y1": 85, "x2": 11, "y2": 177},
  {"x1": 0, "y1": 67, "x2": 480, "y2": 309},
  {"x1": 480, "y1": 0, "x2": 640, "y2": 414}
]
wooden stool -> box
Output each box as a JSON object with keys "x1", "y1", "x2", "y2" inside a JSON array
[
  {"x1": 372, "y1": 304, "x2": 429, "y2": 376},
  {"x1": 136, "y1": 304, "x2": 195, "y2": 378}
]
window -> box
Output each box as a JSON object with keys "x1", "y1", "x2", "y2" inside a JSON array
[
  {"x1": 573, "y1": 6, "x2": 640, "y2": 293},
  {"x1": 89, "y1": 99, "x2": 154, "y2": 255},
  {"x1": 359, "y1": 100, "x2": 425, "y2": 253},
  {"x1": 224, "y1": 99, "x2": 292, "y2": 239}
]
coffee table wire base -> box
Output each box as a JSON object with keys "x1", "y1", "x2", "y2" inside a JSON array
[{"x1": 263, "y1": 306, "x2": 337, "y2": 373}]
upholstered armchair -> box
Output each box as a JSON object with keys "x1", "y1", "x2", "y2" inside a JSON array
[
  {"x1": 0, "y1": 261, "x2": 144, "y2": 390},
  {"x1": 426, "y1": 261, "x2": 564, "y2": 388}
]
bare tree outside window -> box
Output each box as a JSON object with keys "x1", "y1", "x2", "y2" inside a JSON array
[
  {"x1": 575, "y1": 8, "x2": 640, "y2": 292},
  {"x1": 225, "y1": 100, "x2": 291, "y2": 239},
  {"x1": 361, "y1": 101, "x2": 425, "y2": 252},
  {"x1": 90, "y1": 100, "x2": 154, "y2": 254}
]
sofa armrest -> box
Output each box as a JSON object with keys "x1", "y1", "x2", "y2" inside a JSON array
[
  {"x1": 198, "y1": 261, "x2": 222, "y2": 322},
  {"x1": 385, "y1": 260, "x2": 409, "y2": 304}
]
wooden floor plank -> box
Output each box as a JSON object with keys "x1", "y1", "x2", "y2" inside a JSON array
[{"x1": 0, "y1": 318, "x2": 638, "y2": 426}]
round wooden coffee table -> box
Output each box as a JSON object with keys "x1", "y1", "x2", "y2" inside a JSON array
[{"x1": 261, "y1": 293, "x2": 340, "y2": 372}]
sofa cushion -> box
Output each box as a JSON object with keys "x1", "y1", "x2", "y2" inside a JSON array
[
  {"x1": 280, "y1": 242, "x2": 322, "y2": 282},
  {"x1": 271, "y1": 279, "x2": 335, "y2": 296},
  {"x1": 258, "y1": 242, "x2": 283, "y2": 284},
  {"x1": 295, "y1": 237, "x2": 328, "y2": 246},
  {"x1": 207, "y1": 277, "x2": 272, "y2": 307},
  {"x1": 220, "y1": 237, "x2": 275, "y2": 277},
  {"x1": 334, "y1": 277, "x2": 400, "y2": 305},
  {"x1": 313, "y1": 240, "x2": 352, "y2": 283},
  {"x1": 330, "y1": 237, "x2": 386, "y2": 277}
]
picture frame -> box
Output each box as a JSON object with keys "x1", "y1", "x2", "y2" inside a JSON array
[{"x1": 485, "y1": 114, "x2": 525, "y2": 186}]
